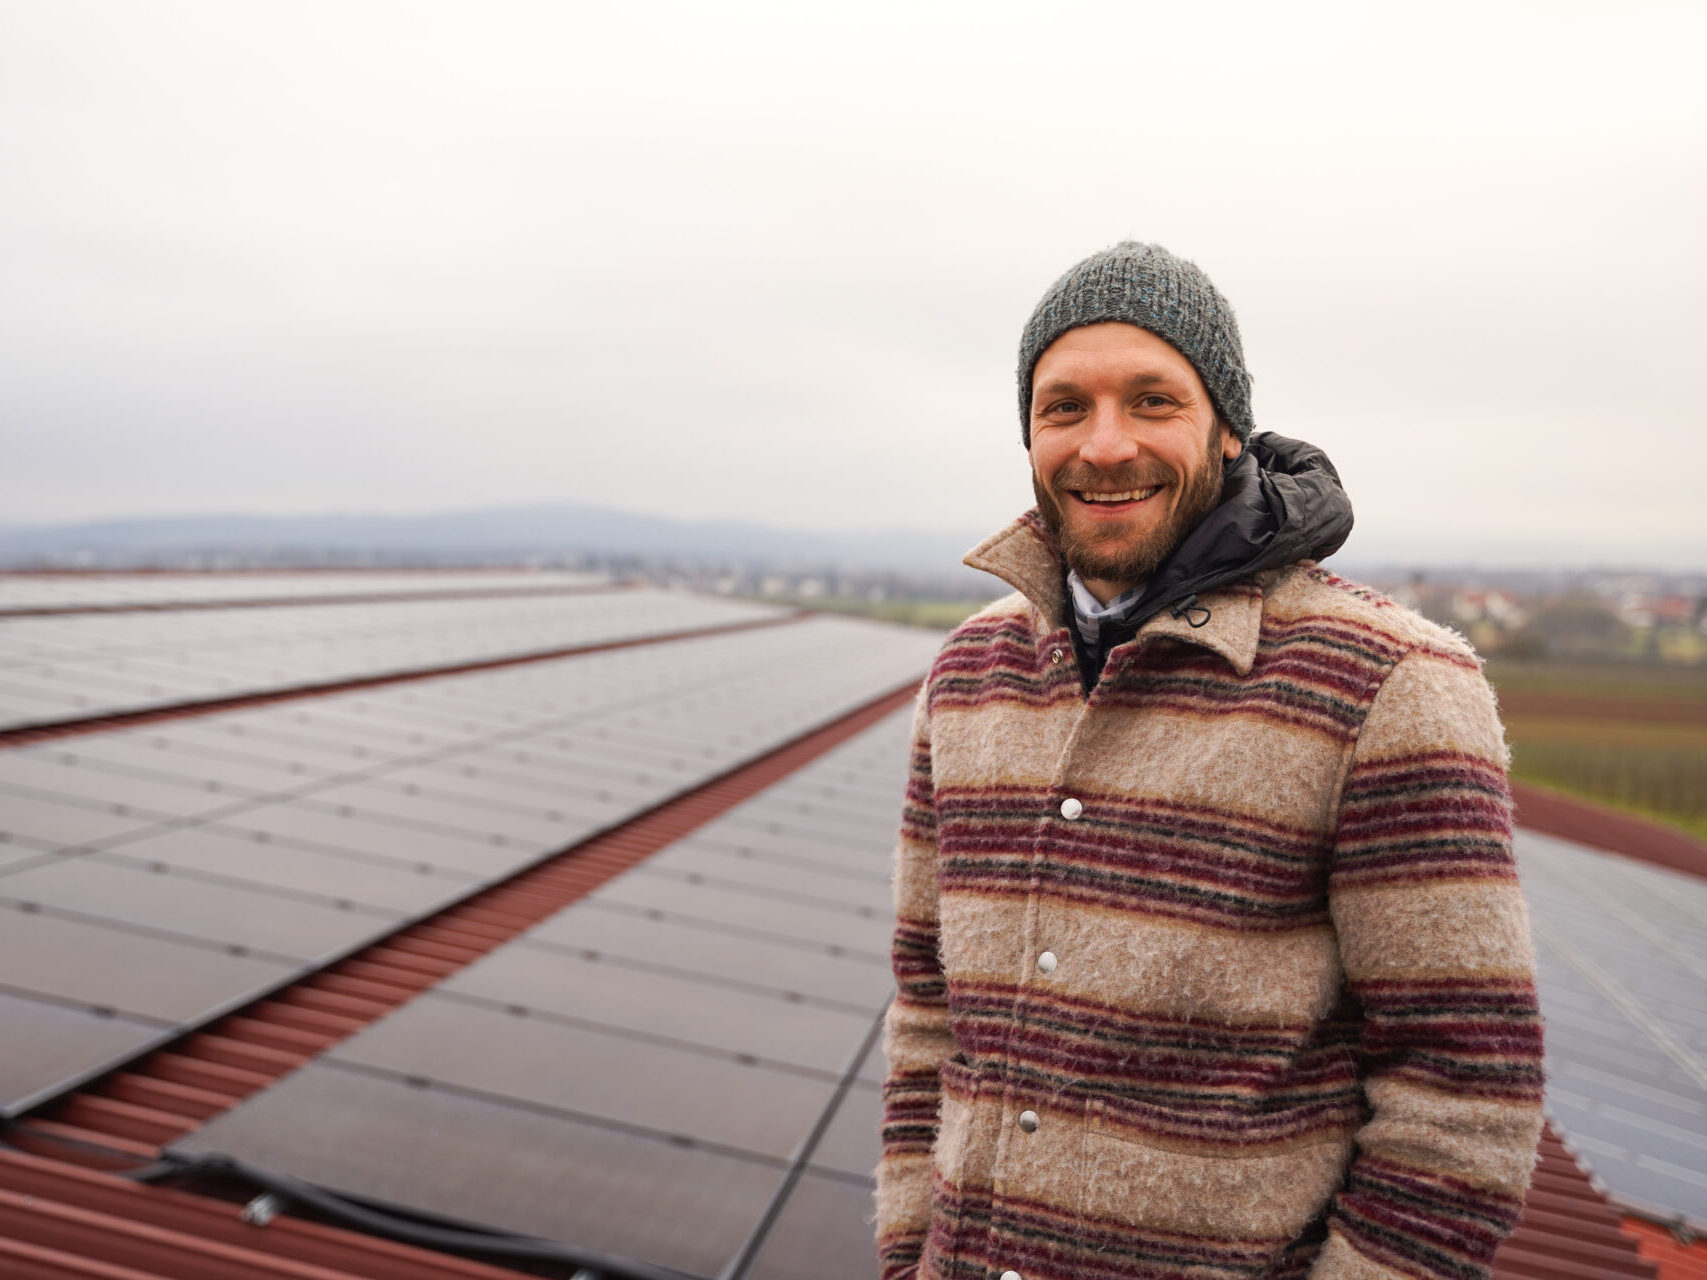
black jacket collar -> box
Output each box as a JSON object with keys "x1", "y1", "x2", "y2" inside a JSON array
[{"x1": 965, "y1": 431, "x2": 1355, "y2": 688}]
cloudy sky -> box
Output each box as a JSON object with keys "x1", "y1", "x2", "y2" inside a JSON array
[{"x1": 2, "y1": 0, "x2": 1702, "y2": 568}]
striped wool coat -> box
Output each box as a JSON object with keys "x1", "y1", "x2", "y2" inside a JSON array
[{"x1": 875, "y1": 512, "x2": 1545, "y2": 1280}]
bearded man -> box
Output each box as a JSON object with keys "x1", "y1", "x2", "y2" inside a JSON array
[{"x1": 875, "y1": 243, "x2": 1544, "y2": 1280}]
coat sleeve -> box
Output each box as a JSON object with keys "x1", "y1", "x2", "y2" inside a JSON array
[
  {"x1": 873, "y1": 684, "x2": 957, "y2": 1280},
  {"x1": 1311, "y1": 645, "x2": 1546, "y2": 1280}
]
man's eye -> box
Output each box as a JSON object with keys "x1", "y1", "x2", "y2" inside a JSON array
[
  {"x1": 1046, "y1": 400, "x2": 1083, "y2": 415},
  {"x1": 1136, "y1": 394, "x2": 1170, "y2": 410}
]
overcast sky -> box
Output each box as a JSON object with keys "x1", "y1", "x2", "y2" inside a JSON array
[{"x1": 2, "y1": 0, "x2": 1702, "y2": 568}]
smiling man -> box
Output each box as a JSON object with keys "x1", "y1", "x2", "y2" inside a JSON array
[{"x1": 875, "y1": 243, "x2": 1545, "y2": 1280}]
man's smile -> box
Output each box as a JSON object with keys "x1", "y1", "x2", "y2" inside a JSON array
[{"x1": 1068, "y1": 484, "x2": 1163, "y2": 510}]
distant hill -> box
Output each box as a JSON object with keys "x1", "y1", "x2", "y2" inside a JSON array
[{"x1": 0, "y1": 503, "x2": 990, "y2": 581}]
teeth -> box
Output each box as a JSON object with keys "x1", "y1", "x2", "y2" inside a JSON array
[{"x1": 1079, "y1": 486, "x2": 1160, "y2": 503}]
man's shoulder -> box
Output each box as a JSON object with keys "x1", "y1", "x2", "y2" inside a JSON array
[
  {"x1": 1262, "y1": 562, "x2": 1482, "y2": 668},
  {"x1": 925, "y1": 591, "x2": 1040, "y2": 677},
  {"x1": 942, "y1": 591, "x2": 1038, "y2": 642}
]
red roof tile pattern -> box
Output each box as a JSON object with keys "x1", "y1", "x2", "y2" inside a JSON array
[{"x1": 1494, "y1": 1125, "x2": 1656, "y2": 1279}]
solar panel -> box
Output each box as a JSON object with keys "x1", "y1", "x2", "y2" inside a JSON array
[
  {"x1": 100, "y1": 826, "x2": 477, "y2": 915},
  {"x1": 588, "y1": 874, "x2": 891, "y2": 956},
  {"x1": 742, "y1": 1169, "x2": 881, "y2": 1280},
  {"x1": 0, "y1": 755, "x2": 240, "y2": 816},
  {"x1": 0, "y1": 855, "x2": 400, "y2": 961},
  {"x1": 174, "y1": 1061, "x2": 787, "y2": 1277},
  {"x1": 0, "y1": 990, "x2": 166, "y2": 1114},
  {"x1": 330, "y1": 997, "x2": 841, "y2": 1160},
  {"x1": 804, "y1": 1078, "x2": 883, "y2": 1181},
  {"x1": 436, "y1": 945, "x2": 874, "y2": 1074},
  {"x1": 521, "y1": 904, "x2": 895, "y2": 1009},
  {"x1": 640, "y1": 842, "x2": 892, "y2": 912},
  {"x1": 0, "y1": 785, "x2": 178, "y2": 848},
  {"x1": 0, "y1": 904, "x2": 295, "y2": 1027},
  {"x1": 1517, "y1": 828, "x2": 1707, "y2": 1223},
  {"x1": 0, "y1": 841, "x2": 49, "y2": 874}
]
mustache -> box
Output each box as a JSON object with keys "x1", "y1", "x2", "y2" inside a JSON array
[{"x1": 1046, "y1": 464, "x2": 1172, "y2": 492}]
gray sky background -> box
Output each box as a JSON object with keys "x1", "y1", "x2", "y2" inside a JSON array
[{"x1": 3, "y1": 0, "x2": 1703, "y2": 568}]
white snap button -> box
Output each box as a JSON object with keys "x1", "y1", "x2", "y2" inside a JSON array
[
  {"x1": 1050, "y1": 649, "x2": 1063, "y2": 664},
  {"x1": 1059, "y1": 797, "x2": 1082, "y2": 820},
  {"x1": 1018, "y1": 1109, "x2": 1039, "y2": 1132},
  {"x1": 1002, "y1": 1272, "x2": 1023, "y2": 1280},
  {"x1": 1037, "y1": 950, "x2": 1057, "y2": 975}
]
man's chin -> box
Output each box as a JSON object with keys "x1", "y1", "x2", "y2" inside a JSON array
[{"x1": 1060, "y1": 532, "x2": 1172, "y2": 588}]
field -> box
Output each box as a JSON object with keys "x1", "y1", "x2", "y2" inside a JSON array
[
  {"x1": 1486, "y1": 659, "x2": 1707, "y2": 842},
  {"x1": 790, "y1": 595, "x2": 988, "y2": 630}
]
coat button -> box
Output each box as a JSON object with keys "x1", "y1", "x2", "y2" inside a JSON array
[
  {"x1": 1001, "y1": 1272, "x2": 1023, "y2": 1280},
  {"x1": 1059, "y1": 797, "x2": 1083, "y2": 820},
  {"x1": 1050, "y1": 648, "x2": 1063, "y2": 664},
  {"x1": 1037, "y1": 950, "x2": 1058, "y2": 975},
  {"x1": 1018, "y1": 1109, "x2": 1039, "y2": 1132}
]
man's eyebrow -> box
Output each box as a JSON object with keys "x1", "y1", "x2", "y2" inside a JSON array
[
  {"x1": 1032, "y1": 378, "x2": 1084, "y2": 399},
  {"x1": 1033, "y1": 371, "x2": 1174, "y2": 399}
]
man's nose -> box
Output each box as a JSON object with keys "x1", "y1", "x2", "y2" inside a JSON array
[{"x1": 1078, "y1": 401, "x2": 1139, "y2": 469}]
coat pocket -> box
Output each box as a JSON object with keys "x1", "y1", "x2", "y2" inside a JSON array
[
  {"x1": 931, "y1": 1057, "x2": 980, "y2": 1187},
  {"x1": 1079, "y1": 1098, "x2": 1351, "y2": 1266},
  {"x1": 922, "y1": 1057, "x2": 982, "y2": 1279}
]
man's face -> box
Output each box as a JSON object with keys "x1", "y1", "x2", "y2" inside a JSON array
[{"x1": 1028, "y1": 322, "x2": 1242, "y2": 603}]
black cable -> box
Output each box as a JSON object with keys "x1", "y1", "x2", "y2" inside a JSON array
[
  {"x1": 154, "y1": 1150, "x2": 700, "y2": 1280},
  {"x1": 0, "y1": 1123, "x2": 696, "y2": 1280}
]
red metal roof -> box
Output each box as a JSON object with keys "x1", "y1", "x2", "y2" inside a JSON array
[{"x1": 1512, "y1": 781, "x2": 1707, "y2": 882}]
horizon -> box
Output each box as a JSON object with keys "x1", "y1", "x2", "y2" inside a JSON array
[{"x1": 3, "y1": 496, "x2": 1704, "y2": 581}]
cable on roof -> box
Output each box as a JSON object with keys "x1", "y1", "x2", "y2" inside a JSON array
[
  {"x1": 142, "y1": 1150, "x2": 704, "y2": 1280},
  {"x1": 0, "y1": 1123, "x2": 697, "y2": 1280}
]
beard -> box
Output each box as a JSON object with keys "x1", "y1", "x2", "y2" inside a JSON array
[{"x1": 1033, "y1": 432, "x2": 1228, "y2": 588}]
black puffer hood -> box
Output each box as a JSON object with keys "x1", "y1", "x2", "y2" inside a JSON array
[{"x1": 1122, "y1": 430, "x2": 1355, "y2": 631}]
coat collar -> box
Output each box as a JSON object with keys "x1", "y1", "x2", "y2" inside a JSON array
[{"x1": 963, "y1": 510, "x2": 1265, "y2": 677}]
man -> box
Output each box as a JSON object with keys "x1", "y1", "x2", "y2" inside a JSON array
[{"x1": 875, "y1": 243, "x2": 1544, "y2": 1280}]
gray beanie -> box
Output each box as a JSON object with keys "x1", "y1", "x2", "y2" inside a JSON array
[{"x1": 1017, "y1": 241, "x2": 1254, "y2": 446}]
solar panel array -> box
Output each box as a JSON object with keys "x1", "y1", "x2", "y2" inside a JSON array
[
  {"x1": 1515, "y1": 830, "x2": 1707, "y2": 1224},
  {"x1": 0, "y1": 587, "x2": 787, "y2": 731},
  {"x1": 0, "y1": 570, "x2": 604, "y2": 612},
  {"x1": 0, "y1": 612, "x2": 939, "y2": 1125},
  {"x1": 176, "y1": 713, "x2": 911, "y2": 1279}
]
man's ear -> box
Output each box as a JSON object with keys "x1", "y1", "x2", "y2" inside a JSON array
[{"x1": 1218, "y1": 419, "x2": 1243, "y2": 461}]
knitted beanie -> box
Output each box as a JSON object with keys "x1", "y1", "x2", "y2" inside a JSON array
[{"x1": 1017, "y1": 241, "x2": 1254, "y2": 447}]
